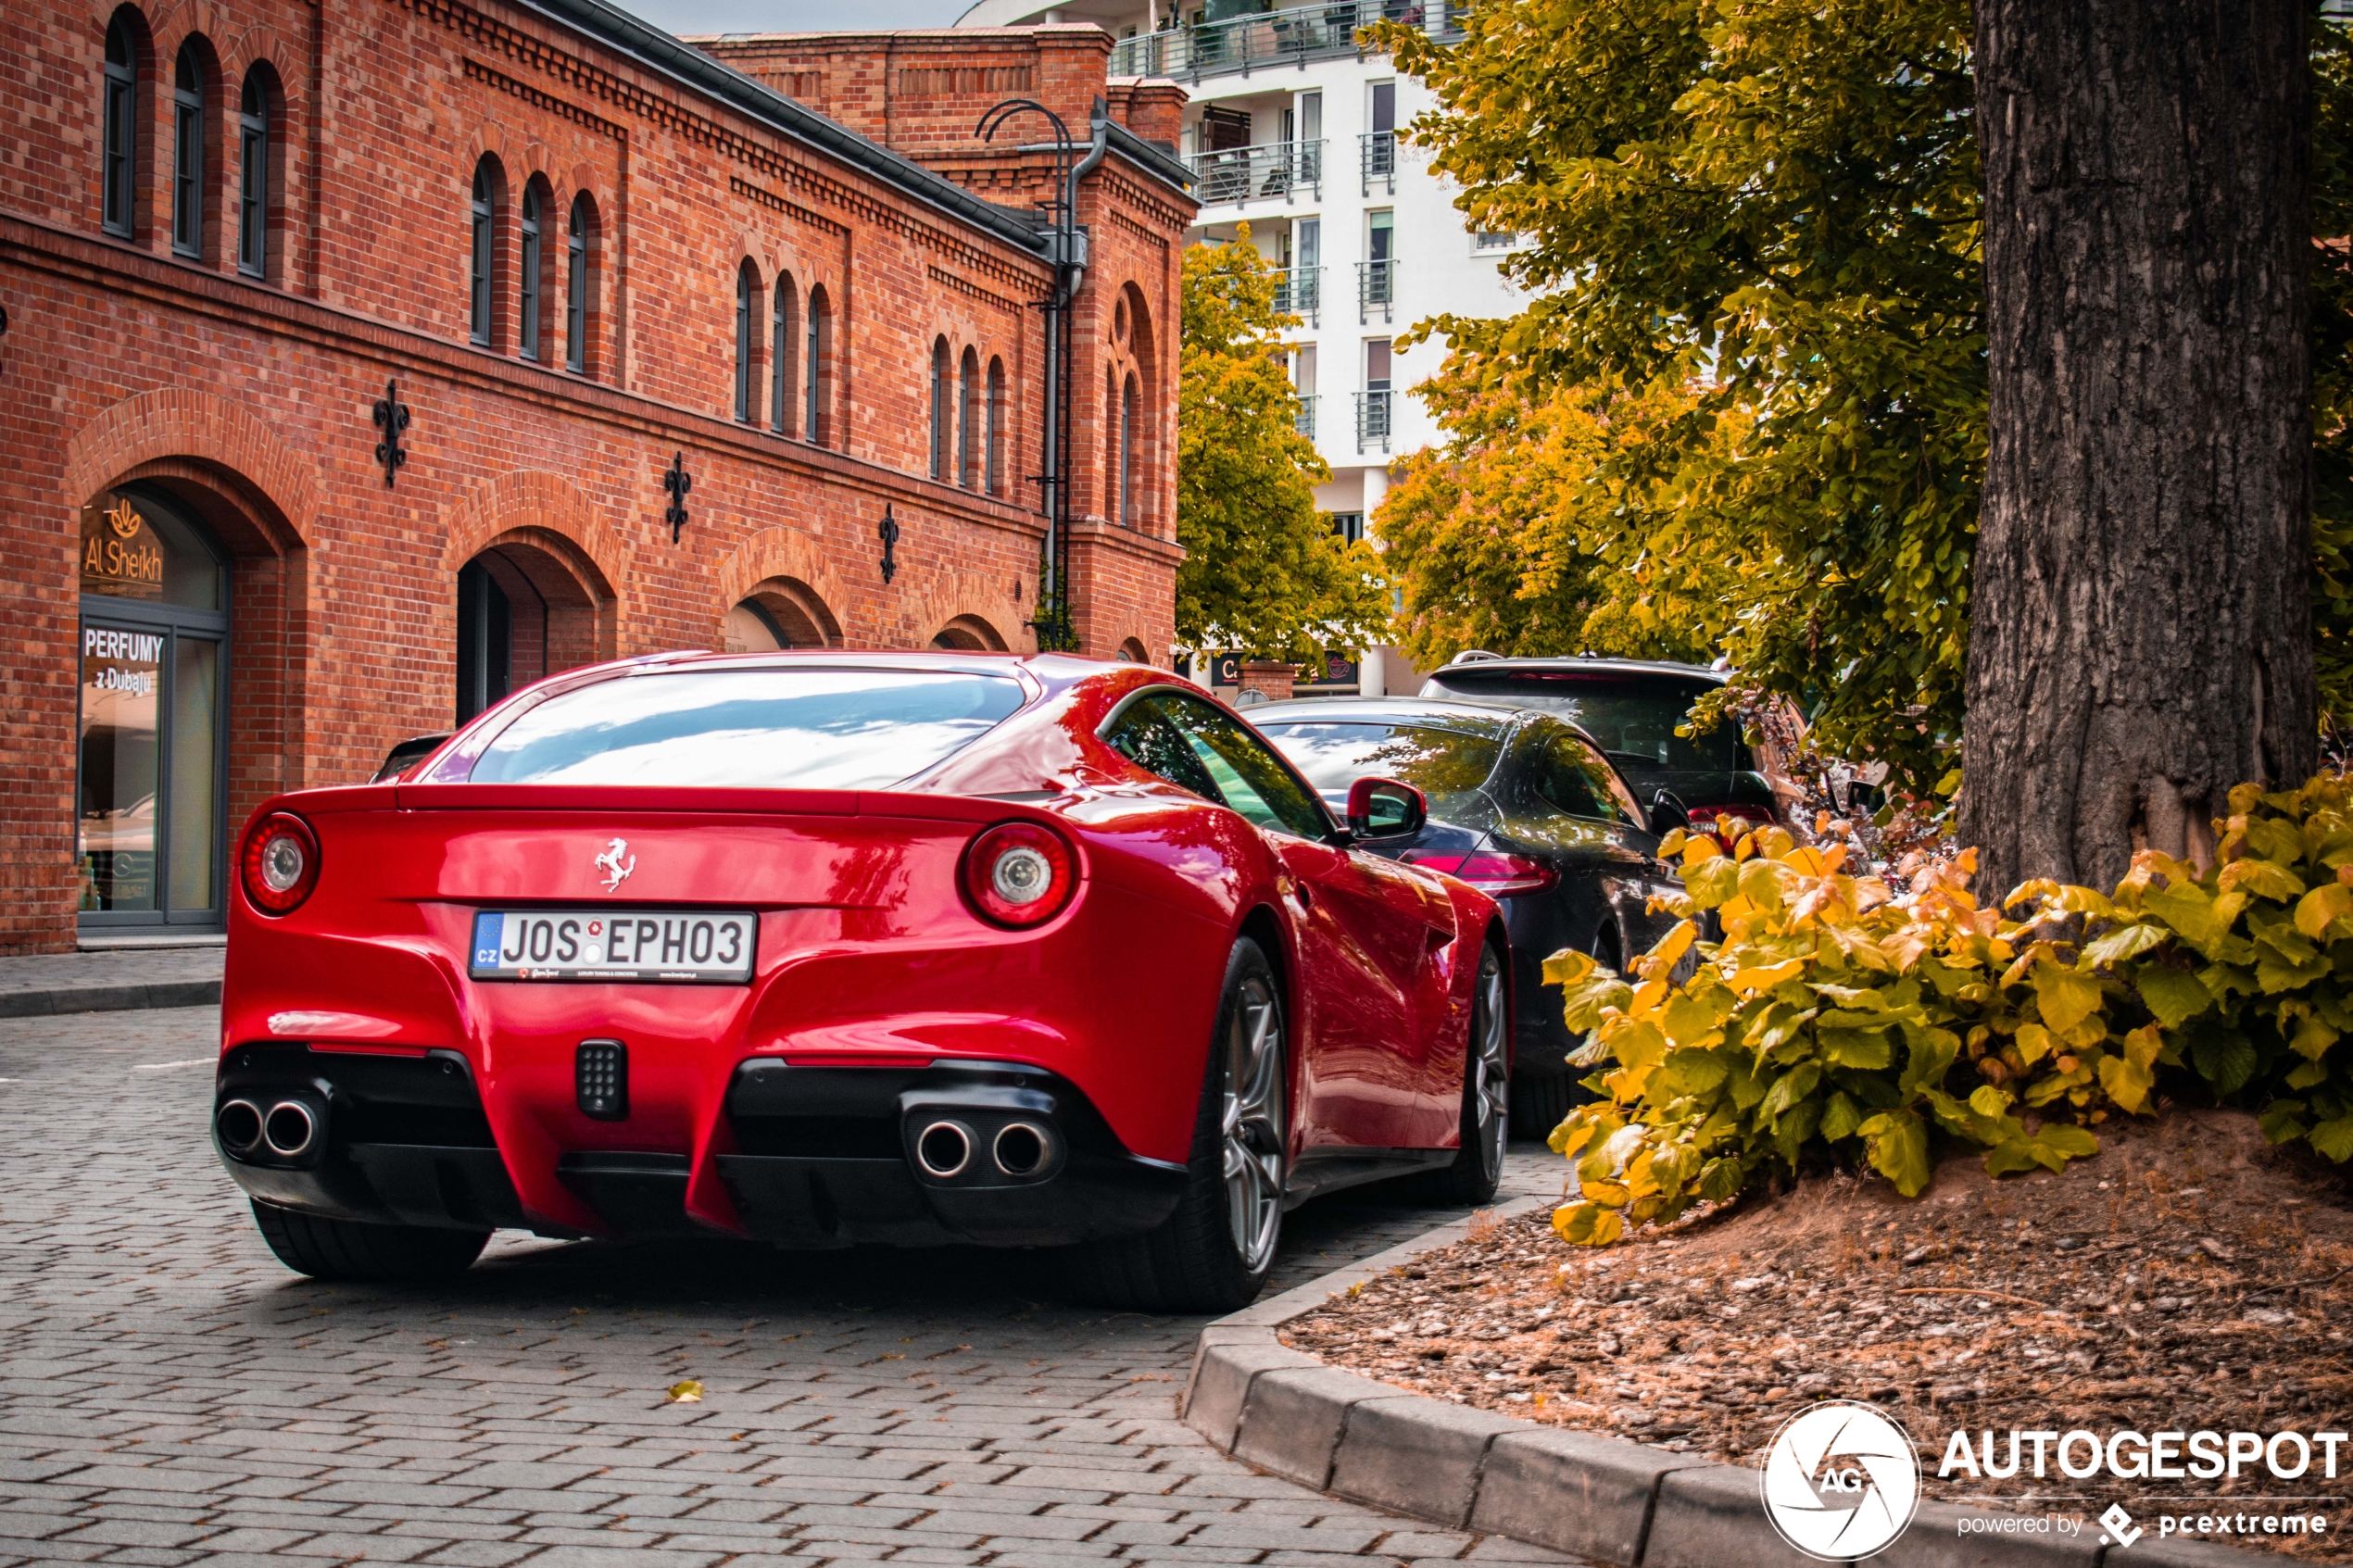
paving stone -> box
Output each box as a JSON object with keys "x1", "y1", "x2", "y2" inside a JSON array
[{"x1": 0, "y1": 1006, "x2": 1562, "y2": 1567}]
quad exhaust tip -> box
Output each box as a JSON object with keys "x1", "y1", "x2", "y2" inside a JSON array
[
  {"x1": 215, "y1": 1098, "x2": 264, "y2": 1156},
  {"x1": 915, "y1": 1120, "x2": 973, "y2": 1179},
  {"x1": 262, "y1": 1100, "x2": 318, "y2": 1160},
  {"x1": 992, "y1": 1122, "x2": 1052, "y2": 1178}
]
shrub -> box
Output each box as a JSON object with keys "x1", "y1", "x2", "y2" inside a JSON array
[{"x1": 1548, "y1": 774, "x2": 2353, "y2": 1247}]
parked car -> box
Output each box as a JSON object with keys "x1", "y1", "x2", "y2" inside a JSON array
[
  {"x1": 216, "y1": 654, "x2": 1506, "y2": 1313},
  {"x1": 1252, "y1": 696, "x2": 1691, "y2": 1136},
  {"x1": 1419, "y1": 655, "x2": 1780, "y2": 844}
]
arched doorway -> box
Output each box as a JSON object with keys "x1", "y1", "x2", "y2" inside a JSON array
[
  {"x1": 455, "y1": 536, "x2": 611, "y2": 723},
  {"x1": 724, "y1": 577, "x2": 840, "y2": 651},
  {"x1": 76, "y1": 487, "x2": 230, "y2": 928},
  {"x1": 930, "y1": 615, "x2": 1007, "y2": 652}
]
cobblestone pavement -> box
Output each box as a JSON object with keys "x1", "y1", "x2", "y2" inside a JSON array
[{"x1": 0, "y1": 1007, "x2": 1575, "y2": 1568}]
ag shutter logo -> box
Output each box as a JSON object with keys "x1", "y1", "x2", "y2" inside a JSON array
[
  {"x1": 2100, "y1": 1503, "x2": 2144, "y2": 1548},
  {"x1": 1760, "y1": 1401, "x2": 1923, "y2": 1561}
]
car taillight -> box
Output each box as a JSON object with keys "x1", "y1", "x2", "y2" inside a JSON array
[
  {"x1": 1408, "y1": 851, "x2": 1558, "y2": 897},
  {"x1": 962, "y1": 822, "x2": 1076, "y2": 927},
  {"x1": 240, "y1": 812, "x2": 321, "y2": 916}
]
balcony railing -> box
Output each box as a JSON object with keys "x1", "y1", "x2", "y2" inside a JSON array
[
  {"x1": 1187, "y1": 139, "x2": 1322, "y2": 207},
  {"x1": 1111, "y1": 0, "x2": 1461, "y2": 83},
  {"x1": 1357, "y1": 258, "x2": 1396, "y2": 324},
  {"x1": 1273, "y1": 265, "x2": 1322, "y2": 326},
  {"x1": 1361, "y1": 131, "x2": 1396, "y2": 196},
  {"x1": 1355, "y1": 389, "x2": 1391, "y2": 455},
  {"x1": 1293, "y1": 394, "x2": 1319, "y2": 438}
]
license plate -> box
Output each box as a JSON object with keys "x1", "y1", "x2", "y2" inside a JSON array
[{"x1": 469, "y1": 909, "x2": 757, "y2": 983}]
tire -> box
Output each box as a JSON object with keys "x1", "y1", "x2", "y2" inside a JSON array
[
  {"x1": 250, "y1": 1199, "x2": 489, "y2": 1283},
  {"x1": 1423, "y1": 940, "x2": 1509, "y2": 1207},
  {"x1": 1067, "y1": 937, "x2": 1286, "y2": 1313},
  {"x1": 1509, "y1": 1070, "x2": 1579, "y2": 1141}
]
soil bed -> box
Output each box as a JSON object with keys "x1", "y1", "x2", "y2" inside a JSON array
[{"x1": 1286, "y1": 1110, "x2": 2353, "y2": 1557}]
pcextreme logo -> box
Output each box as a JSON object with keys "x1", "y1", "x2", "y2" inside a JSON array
[{"x1": 1760, "y1": 1401, "x2": 1923, "y2": 1561}]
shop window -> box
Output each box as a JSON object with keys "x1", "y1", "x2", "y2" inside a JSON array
[
  {"x1": 77, "y1": 489, "x2": 230, "y2": 927},
  {"x1": 455, "y1": 558, "x2": 512, "y2": 724},
  {"x1": 102, "y1": 17, "x2": 139, "y2": 239}
]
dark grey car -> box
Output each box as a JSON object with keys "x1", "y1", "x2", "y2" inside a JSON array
[
  {"x1": 1252, "y1": 697, "x2": 1690, "y2": 1136},
  {"x1": 1418, "y1": 656, "x2": 1780, "y2": 840}
]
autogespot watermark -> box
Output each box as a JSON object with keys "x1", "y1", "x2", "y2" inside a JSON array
[{"x1": 1759, "y1": 1403, "x2": 2343, "y2": 1557}]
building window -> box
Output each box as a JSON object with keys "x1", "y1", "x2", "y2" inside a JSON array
[
  {"x1": 170, "y1": 45, "x2": 204, "y2": 258},
  {"x1": 805, "y1": 286, "x2": 831, "y2": 445},
  {"x1": 736, "y1": 261, "x2": 760, "y2": 423},
  {"x1": 986, "y1": 357, "x2": 1006, "y2": 496},
  {"x1": 930, "y1": 337, "x2": 953, "y2": 481},
  {"x1": 565, "y1": 194, "x2": 591, "y2": 374},
  {"x1": 469, "y1": 161, "x2": 496, "y2": 346},
  {"x1": 958, "y1": 347, "x2": 980, "y2": 488},
  {"x1": 519, "y1": 184, "x2": 544, "y2": 361},
  {"x1": 102, "y1": 19, "x2": 138, "y2": 239},
  {"x1": 235, "y1": 75, "x2": 268, "y2": 277},
  {"x1": 1327, "y1": 511, "x2": 1365, "y2": 544},
  {"x1": 771, "y1": 273, "x2": 798, "y2": 436},
  {"x1": 1120, "y1": 373, "x2": 1139, "y2": 525}
]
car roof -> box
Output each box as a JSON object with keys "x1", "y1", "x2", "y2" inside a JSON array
[
  {"x1": 1247, "y1": 696, "x2": 1522, "y2": 731},
  {"x1": 1423, "y1": 656, "x2": 1725, "y2": 684}
]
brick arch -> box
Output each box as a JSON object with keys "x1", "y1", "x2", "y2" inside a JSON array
[
  {"x1": 63, "y1": 387, "x2": 320, "y2": 550},
  {"x1": 440, "y1": 470, "x2": 628, "y2": 663},
  {"x1": 214, "y1": 19, "x2": 303, "y2": 112},
  {"x1": 711, "y1": 525, "x2": 850, "y2": 646},
  {"x1": 909, "y1": 569, "x2": 1026, "y2": 656}
]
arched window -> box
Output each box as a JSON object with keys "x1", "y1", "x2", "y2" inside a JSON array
[
  {"x1": 987, "y1": 358, "x2": 1007, "y2": 497},
  {"x1": 930, "y1": 337, "x2": 952, "y2": 481},
  {"x1": 519, "y1": 183, "x2": 544, "y2": 361},
  {"x1": 565, "y1": 194, "x2": 592, "y2": 374},
  {"x1": 958, "y1": 347, "x2": 980, "y2": 489},
  {"x1": 102, "y1": 17, "x2": 139, "y2": 239},
  {"x1": 770, "y1": 272, "x2": 798, "y2": 436},
  {"x1": 469, "y1": 159, "x2": 497, "y2": 346},
  {"x1": 735, "y1": 260, "x2": 761, "y2": 423},
  {"x1": 235, "y1": 73, "x2": 269, "y2": 278},
  {"x1": 1121, "y1": 373, "x2": 1139, "y2": 525},
  {"x1": 170, "y1": 44, "x2": 205, "y2": 257},
  {"x1": 804, "y1": 285, "x2": 831, "y2": 445}
]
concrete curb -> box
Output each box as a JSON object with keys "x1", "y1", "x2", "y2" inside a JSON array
[
  {"x1": 1183, "y1": 1195, "x2": 2264, "y2": 1566},
  {"x1": 0, "y1": 979, "x2": 221, "y2": 1019}
]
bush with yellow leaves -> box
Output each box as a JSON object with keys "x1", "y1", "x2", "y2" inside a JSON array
[{"x1": 1548, "y1": 774, "x2": 2353, "y2": 1247}]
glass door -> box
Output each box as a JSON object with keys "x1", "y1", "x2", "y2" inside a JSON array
[{"x1": 76, "y1": 489, "x2": 230, "y2": 930}]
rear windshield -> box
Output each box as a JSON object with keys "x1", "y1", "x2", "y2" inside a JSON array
[
  {"x1": 1421, "y1": 671, "x2": 1735, "y2": 773},
  {"x1": 1255, "y1": 720, "x2": 1505, "y2": 821},
  {"x1": 469, "y1": 669, "x2": 1026, "y2": 789}
]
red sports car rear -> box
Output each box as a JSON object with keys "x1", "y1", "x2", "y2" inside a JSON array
[{"x1": 215, "y1": 652, "x2": 1507, "y2": 1311}]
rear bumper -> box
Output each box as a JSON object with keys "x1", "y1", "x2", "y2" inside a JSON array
[{"x1": 213, "y1": 1045, "x2": 1185, "y2": 1248}]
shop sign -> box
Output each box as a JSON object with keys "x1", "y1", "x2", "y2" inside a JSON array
[{"x1": 81, "y1": 498, "x2": 165, "y2": 599}]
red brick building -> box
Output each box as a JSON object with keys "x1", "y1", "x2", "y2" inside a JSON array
[{"x1": 0, "y1": 0, "x2": 1193, "y2": 952}]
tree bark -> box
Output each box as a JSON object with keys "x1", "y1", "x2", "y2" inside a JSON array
[{"x1": 1963, "y1": 0, "x2": 2316, "y2": 900}]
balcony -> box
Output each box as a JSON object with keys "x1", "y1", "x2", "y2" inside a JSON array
[
  {"x1": 1111, "y1": 0, "x2": 1461, "y2": 83},
  {"x1": 1357, "y1": 258, "x2": 1396, "y2": 325},
  {"x1": 1355, "y1": 389, "x2": 1391, "y2": 454},
  {"x1": 1361, "y1": 131, "x2": 1395, "y2": 196},
  {"x1": 1273, "y1": 264, "x2": 1322, "y2": 326},
  {"x1": 1293, "y1": 394, "x2": 1319, "y2": 438},
  {"x1": 1187, "y1": 140, "x2": 1322, "y2": 208}
]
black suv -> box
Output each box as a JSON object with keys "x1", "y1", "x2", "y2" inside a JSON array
[{"x1": 1420, "y1": 656, "x2": 1780, "y2": 839}]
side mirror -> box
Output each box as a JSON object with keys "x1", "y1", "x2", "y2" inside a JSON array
[
  {"x1": 1347, "y1": 777, "x2": 1428, "y2": 842},
  {"x1": 1648, "y1": 788, "x2": 1692, "y2": 839}
]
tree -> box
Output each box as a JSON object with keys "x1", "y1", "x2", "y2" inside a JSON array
[
  {"x1": 1176, "y1": 232, "x2": 1390, "y2": 662},
  {"x1": 1378, "y1": 0, "x2": 1983, "y2": 793},
  {"x1": 1961, "y1": 3, "x2": 2316, "y2": 895}
]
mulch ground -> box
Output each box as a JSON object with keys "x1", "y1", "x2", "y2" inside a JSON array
[{"x1": 1285, "y1": 1110, "x2": 2353, "y2": 1557}]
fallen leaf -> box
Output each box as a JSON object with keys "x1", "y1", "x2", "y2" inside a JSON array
[{"x1": 666, "y1": 1380, "x2": 704, "y2": 1403}]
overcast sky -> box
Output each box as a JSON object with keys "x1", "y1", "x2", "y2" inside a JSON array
[{"x1": 611, "y1": 0, "x2": 976, "y2": 32}]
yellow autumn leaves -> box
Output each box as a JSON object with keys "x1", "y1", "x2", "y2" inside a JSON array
[{"x1": 1548, "y1": 774, "x2": 2353, "y2": 1248}]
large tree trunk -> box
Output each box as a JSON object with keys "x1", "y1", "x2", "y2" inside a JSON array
[{"x1": 1963, "y1": 1, "x2": 2316, "y2": 899}]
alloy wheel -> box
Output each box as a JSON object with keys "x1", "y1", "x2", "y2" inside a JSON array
[
  {"x1": 1472, "y1": 952, "x2": 1509, "y2": 1175},
  {"x1": 1221, "y1": 975, "x2": 1285, "y2": 1273}
]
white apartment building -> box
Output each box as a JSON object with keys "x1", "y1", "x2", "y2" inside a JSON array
[{"x1": 954, "y1": 0, "x2": 1525, "y2": 696}]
